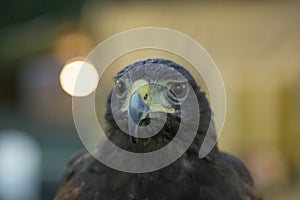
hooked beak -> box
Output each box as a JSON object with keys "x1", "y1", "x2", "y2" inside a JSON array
[
  {"x1": 128, "y1": 92, "x2": 150, "y2": 144},
  {"x1": 126, "y1": 80, "x2": 175, "y2": 144}
]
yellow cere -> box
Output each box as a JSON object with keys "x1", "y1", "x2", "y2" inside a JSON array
[
  {"x1": 130, "y1": 80, "x2": 151, "y2": 104},
  {"x1": 132, "y1": 80, "x2": 175, "y2": 114},
  {"x1": 123, "y1": 79, "x2": 175, "y2": 115}
]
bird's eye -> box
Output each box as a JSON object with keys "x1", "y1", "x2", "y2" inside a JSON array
[
  {"x1": 168, "y1": 82, "x2": 188, "y2": 100},
  {"x1": 115, "y1": 79, "x2": 127, "y2": 97}
]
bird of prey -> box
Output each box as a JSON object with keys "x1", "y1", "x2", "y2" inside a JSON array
[{"x1": 55, "y1": 59, "x2": 261, "y2": 200}]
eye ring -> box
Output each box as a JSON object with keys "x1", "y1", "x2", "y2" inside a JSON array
[
  {"x1": 168, "y1": 82, "x2": 188, "y2": 101},
  {"x1": 115, "y1": 79, "x2": 127, "y2": 98}
]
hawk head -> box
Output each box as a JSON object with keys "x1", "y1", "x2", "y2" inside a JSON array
[{"x1": 105, "y1": 59, "x2": 212, "y2": 153}]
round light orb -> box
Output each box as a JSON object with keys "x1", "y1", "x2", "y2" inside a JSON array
[{"x1": 60, "y1": 60, "x2": 99, "y2": 97}]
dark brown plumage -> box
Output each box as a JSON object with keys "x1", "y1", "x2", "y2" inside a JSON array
[{"x1": 55, "y1": 59, "x2": 261, "y2": 200}]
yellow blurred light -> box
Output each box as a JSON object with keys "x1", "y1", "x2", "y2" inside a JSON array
[{"x1": 60, "y1": 59, "x2": 99, "y2": 97}]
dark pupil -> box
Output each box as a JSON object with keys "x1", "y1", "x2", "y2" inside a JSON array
[
  {"x1": 171, "y1": 83, "x2": 186, "y2": 98},
  {"x1": 116, "y1": 80, "x2": 126, "y2": 95}
]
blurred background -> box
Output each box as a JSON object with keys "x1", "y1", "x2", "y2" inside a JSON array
[{"x1": 0, "y1": 0, "x2": 299, "y2": 199}]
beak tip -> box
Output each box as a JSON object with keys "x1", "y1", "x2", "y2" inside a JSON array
[{"x1": 131, "y1": 136, "x2": 138, "y2": 144}]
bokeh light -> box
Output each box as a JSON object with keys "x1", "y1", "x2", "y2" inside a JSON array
[{"x1": 60, "y1": 59, "x2": 99, "y2": 97}]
